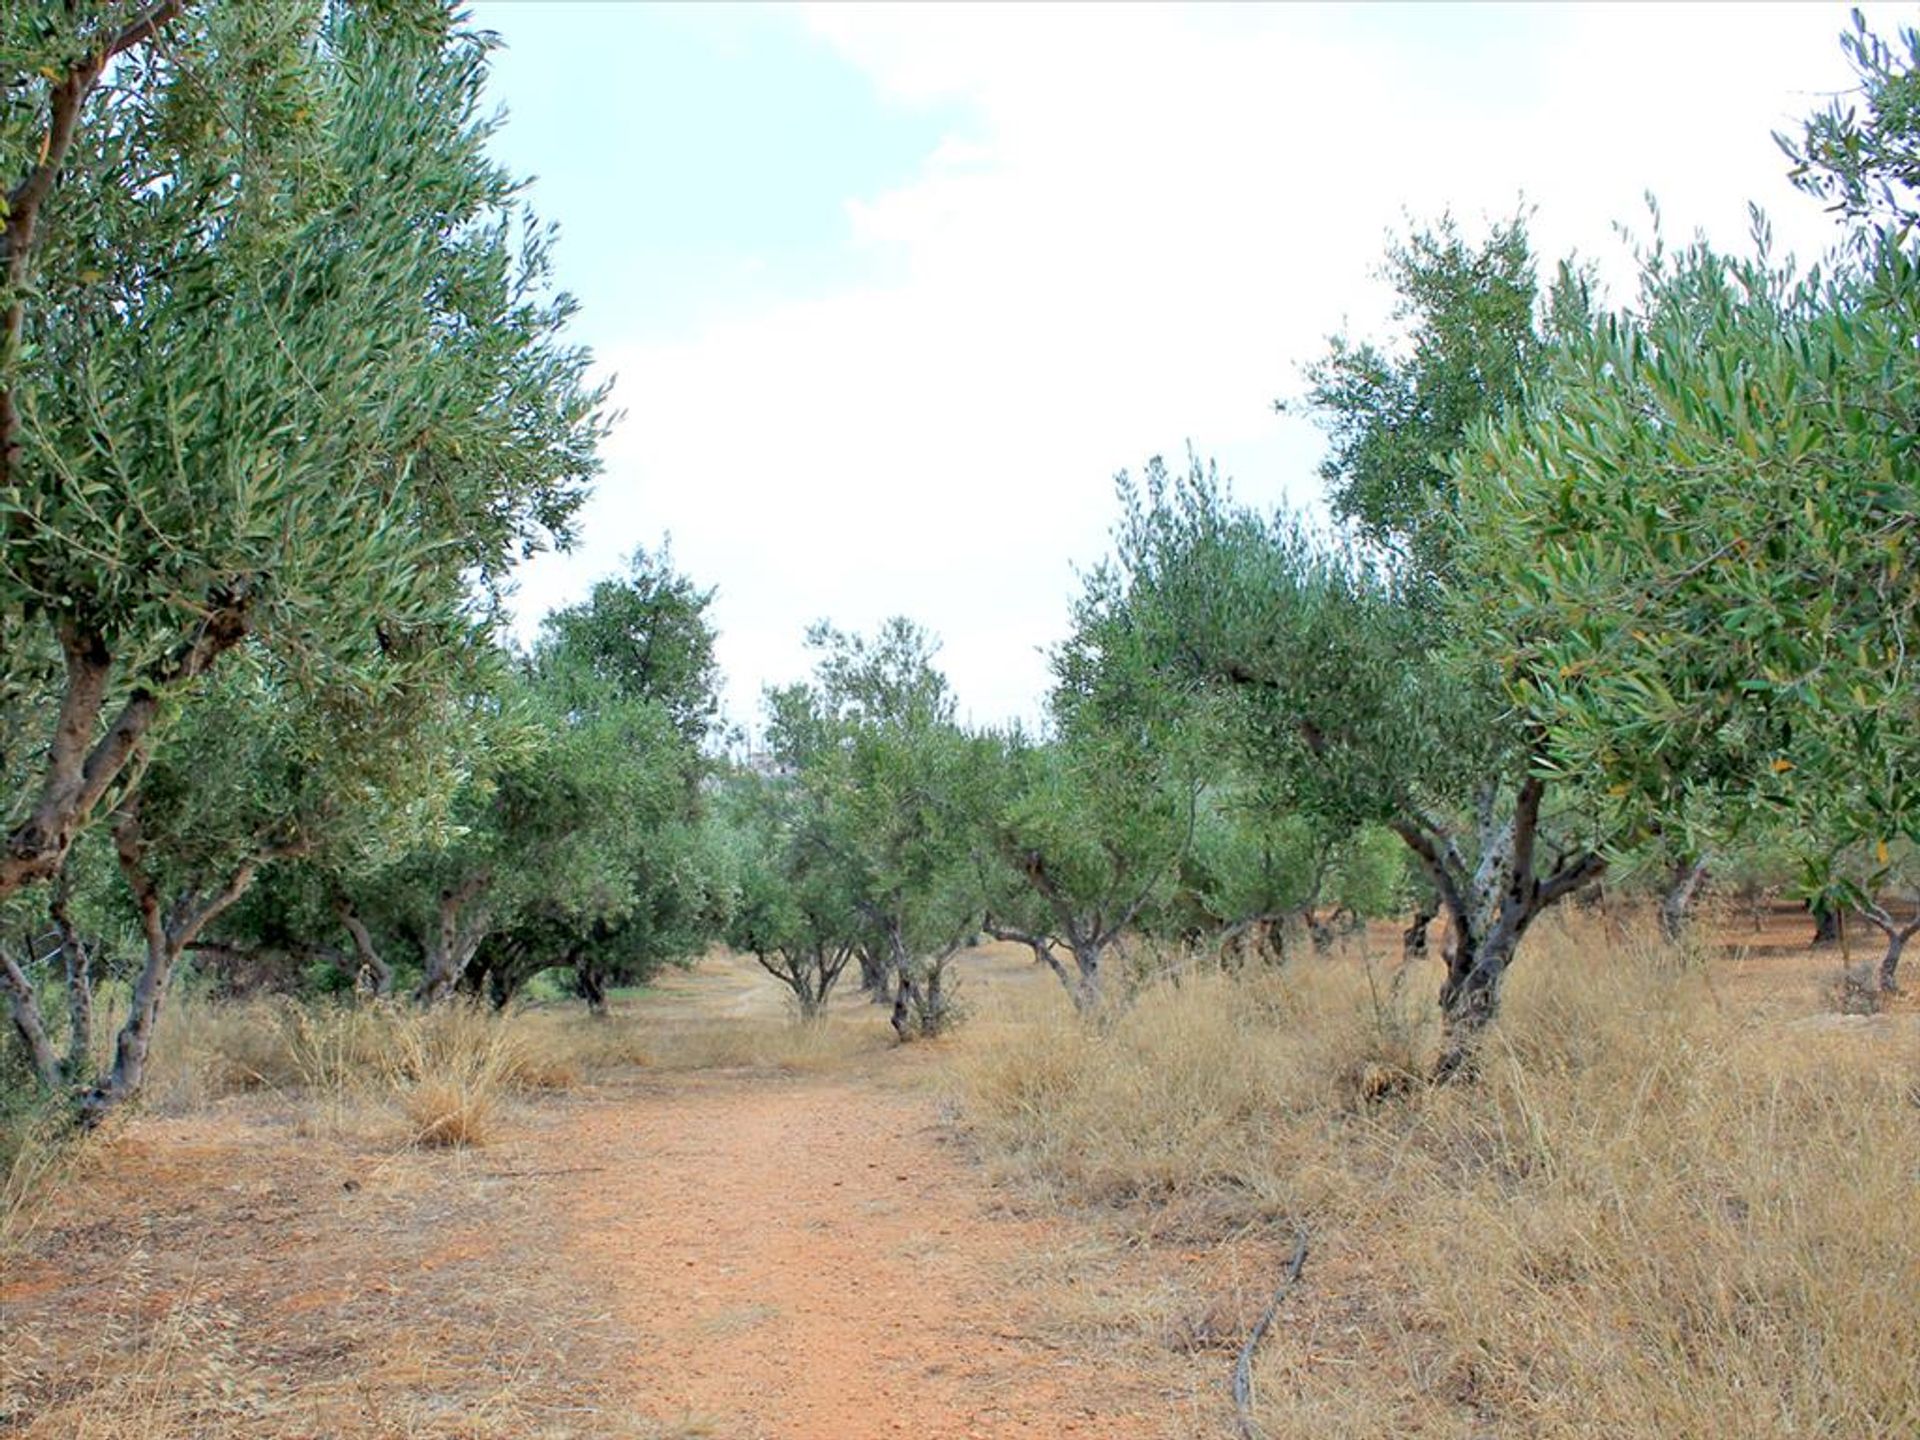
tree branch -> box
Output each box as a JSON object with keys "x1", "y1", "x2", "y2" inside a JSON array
[
  {"x1": 1389, "y1": 819, "x2": 1468, "y2": 925},
  {"x1": 1536, "y1": 851, "x2": 1608, "y2": 909},
  {"x1": 3, "y1": 3, "x2": 186, "y2": 490},
  {"x1": 1, "y1": 595, "x2": 250, "y2": 904}
]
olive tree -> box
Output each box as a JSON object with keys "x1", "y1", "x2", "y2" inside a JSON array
[
  {"x1": 79, "y1": 643, "x2": 463, "y2": 1113},
  {"x1": 1455, "y1": 232, "x2": 1920, "y2": 994},
  {"x1": 720, "y1": 775, "x2": 862, "y2": 1020},
  {"x1": 459, "y1": 552, "x2": 727, "y2": 1010},
  {"x1": 980, "y1": 731, "x2": 1194, "y2": 1012},
  {"x1": 979, "y1": 589, "x2": 1204, "y2": 1011},
  {"x1": 1104, "y1": 455, "x2": 1606, "y2": 1073},
  {"x1": 765, "y1": 620, "x2": 988, "y2": 1039},
  {"x1": 0, "y1": 2, "x2": 600, "y2": 906}
]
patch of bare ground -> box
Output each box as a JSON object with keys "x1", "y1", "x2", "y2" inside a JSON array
[
  {"x1": 563, "y1": 1065, "x2": 1185, "y2": 1439},
  {"x1": 0, "y1": 1089, "x2": 646, "y2": 1438}
]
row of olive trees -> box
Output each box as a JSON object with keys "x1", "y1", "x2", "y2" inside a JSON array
[
  {"x1": 2, "y1": 544, "x2": 732, "y2": 1103},
  {"x1": 713, "y1": 607, "x2": 1420, "y2": 1033},
  {"x1": 1078, "y1": 12, "x2": 1920, "y2": 1074}
]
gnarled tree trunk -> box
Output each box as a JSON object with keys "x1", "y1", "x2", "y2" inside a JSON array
[
  {"x1": 1216, "y1": 912, "x2": 1285, "y2": 970},
  {"x1": 51, "y1": 876, "x2": 94, "y2": 1079},
  {"x1": 888, "y1": 925, "x2": 963, "y2": 1040},
  {"x1": 576, "y1": 955, "x2": 610, "y2": 1017},
  {"x1": 1, "y1": 944, "x2": 59, "y2": 1088},
  {"x1": 1392, "y1": 775, "x2": 1606, "y2": 1079},
  {"x1": 1855, "y1": 902, "x2": 1918, "y2": 997},
  {"x1": 984, "y1": 920, "x2": 1088, "y2": 1010},
  {"x1": 333, "y1": 892, "x2": 391, "y2": 997},
  {"x1": 1810, "y1": 902, "x2": 1842, "y2": 947},
  {"x1": 1401, "y1": 893, "x2": 1438, "y2": 967},
  {"x1": 81, "y1": 792, "x2": 273, "y2": 1122},
  {"x1": 855, "y1": 943, "x2": 892, "y2": 1005},
  {"x1": 1658, "y1": 855, "x2": 1709, "y2": 944},
  {"x1": 415, "y1": 873, "x2": 491, "y2": 1006}
]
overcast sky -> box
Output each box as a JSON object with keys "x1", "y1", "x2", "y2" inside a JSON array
[{"x1": 469, "y1": 1, "x2": 1882, "y2": 737}]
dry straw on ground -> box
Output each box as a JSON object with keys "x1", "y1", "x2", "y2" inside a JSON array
[{"x1": 953, "y1": 918, "x2": 1920, "y2": 1438}]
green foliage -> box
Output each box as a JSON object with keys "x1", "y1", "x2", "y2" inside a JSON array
[
  {"x1": 756, "y1": 618, "x2": 991, "y2": 1033},
  {"x1": 1453, "y1": 226, "x2": 1920, "y2": 907},
  {"x1": 534, "y1": 543, "x2": 722, "y2": 749},
  {"x1": 1299, "y1": 213, "x2": 1585, "y2": 571},
  {"x1": 718, "y1": 772, "x2": 862, "y2": 1015},
  {"x1": 1782, "y1": 10, "x2": 1920, "y2": 232},
  {"x1": 0, "y1": 0, "x2": 604, "y2": 903},
  {"x1": 133, "y1": 642, "x2": 471, "y2": 893},
  {"x1": 1100, "y1": 455, "x2": 1500, "y2": 838},
  {"x1": 768, "y1": 619, "x2": 988, "y2": 960}
]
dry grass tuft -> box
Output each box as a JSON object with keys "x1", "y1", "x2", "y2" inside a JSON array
[
  {"x1": 130, "y1": 998, "x2": 613, "y2": 1150},
  {"x1": 955, "y1": 919, "x2": 1920, "y2": 1436}
]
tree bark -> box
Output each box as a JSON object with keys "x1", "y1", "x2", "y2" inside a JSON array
[
  {"x1": 1657, "y1": 856, "x2": 1709, "y2": 943},
  {"x1": 82, "y1": 793, "x2": 268, "y2": 1121},
  {"x1": 888, "y1": 924, "x2": 962, "y2": 1039},
  {"x1": 1, "y1": 602, "x2": 250, "y2": 908},
  {"x1": 333, "y1": 893, "x2": 390, "y2": 997},
  {"x1": 855, "y1": 944, "x2": 892, "y2": 1004},
  {"x1": 1393, "y1": 775, "x2": 1607, "y2": 1080},
  {"x1": 1855, "y1": 905, "x2": 1919, "y2": 995},
  {"x1": 984, "y1": 919, "x2": 1084, "y2": 1005},
  {"x1": 577, "y1": 958, "x2": 610, "y2": 1017},
  {"x1": 1305, "y1": 907, "x2": 1335, "y2": 955},
  {"x1": 1810, "y1": 902, "x2": 1842, "y2": 947},
  {"x1": 415, "y1": 873, "x2": 491, "y2": 1005},
  {"x1": 1401, "y1": 894, "x2": 1438, "y2": 967},
  {"x1": 1066, "y1": 938, "x2": 1103, "y2": 1012},
  {"x1": 1, "y1": 944, "x2": 59, "y2": 1088},
  {"x1": 1879, "y1": 929, "x2": 1910, "y2": 993},
  {"x1": 887, "y1": 922, "x2": 918, "y2": 1039},
  {"x1": 50, "y1": 876, "x2": 93, "y2": 1079}
]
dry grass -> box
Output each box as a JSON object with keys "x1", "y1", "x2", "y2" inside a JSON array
[
  {"x1": 953, "y1": 918, "x2": 1920, "y2": 1437},
  {"x1": 131, "y1": 998, "x2": 586, "y2": 1150},
  {"x1": 5, "y1": 956, "x2": 878, "y2": 1229},
  {"x1": 631, "y1": 1011, "x2": 884, "y2": 1072},
  {"x1": 0, "y1": 1099, "x2": 655, "y2": 1439}
]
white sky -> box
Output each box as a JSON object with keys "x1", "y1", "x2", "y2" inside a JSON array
[{"x1": 482, "y1": 2, "x2": 1884, "y2": 737}]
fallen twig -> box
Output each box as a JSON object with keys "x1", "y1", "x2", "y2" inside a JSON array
[{"x1": 1231, "y1": 1226, "x2": 1310, "y2": 1440}]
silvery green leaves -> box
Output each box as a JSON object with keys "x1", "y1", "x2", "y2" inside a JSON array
[{"x1": 0, "y1": 2, "x2": 604, "y2": 904}]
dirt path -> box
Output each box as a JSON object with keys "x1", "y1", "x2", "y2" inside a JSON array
[
  {"x1": 557, "y1": 1061, "x2": 1163, "y2": 1439},
  {"x1": 1, "y1": 951, "x2": 1203, "y2": 1438}
]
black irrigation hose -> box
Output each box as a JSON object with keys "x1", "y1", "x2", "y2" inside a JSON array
[{"x1": 1231, "y1": 1226, "x2": 1310, "y2": 1440}]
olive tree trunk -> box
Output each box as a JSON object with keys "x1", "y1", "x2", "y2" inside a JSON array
[
  {"x1": 415, "y1": 873, "x2": 492, "y2": 1006},
  {"x1": 1855, "y1": 902, "x2": 1919, "y2": 996},
  {"x1": 1, "y1": 944, "x2": 59, "y2": 1088},
  {"x1": 854, "y1": 944, "x2": 892, "y2": 1005},
  {"x1": 51, "y1": 877, "x2": 94, "y2": 1077},
  {"x1": 983, "y1": 920, "x2": 1101, "y2": 1012},
  {"x1": 333, "y1": 892, "x2": 391, "y2": 997},
  {"x1": 1810, "y1": 902, "x2": 1842, "y2": 947},
  {"x1": 80, "y1": 793, "x2": 277, "y2": 1122},
  {"x1": 1392, "y1": 776, "x2": 1606, "y2": 1079},
  {"x1": 754, "y1": 941, "x2": 854, "y2": 1020},
  {"x1": 887, "y1": 923, "x2": 964, "y2": 1040},
  {"x1": 1658, "y1": 855, "x2": 1710, "y2": 944},
  {"x1": 1401, "y1": 893, "x2": 1439, "y2": 967}
]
